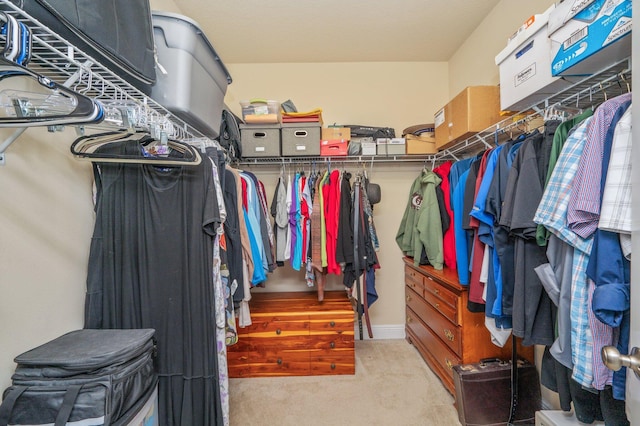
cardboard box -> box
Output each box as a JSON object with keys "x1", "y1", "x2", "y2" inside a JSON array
[
  {"x1": 320, "y1": 139, "x2": 348, "y2": 156},
  {"x1": 376, "y1": 138, "x2": 406, "y2": 156},
  {"x1": 495, "y1": 4, "x2": 572, "y2": 111},
  {"x1": 549, "y1": 0, "x2": 632, "y2": 76},
  {"x1": 322, "y1": 127, "x2": 351, "y2": 141},
  {"x1": 434, "y1": 86, "x2": 501, "y2": 151},
  {"x1": 405, "y1": 134, "x2": 437, "y2": 154},
  {"x1": 240, "y1": 123, "x2": 281, "y2": 157}
]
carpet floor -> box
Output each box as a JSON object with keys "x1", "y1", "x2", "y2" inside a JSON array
[{"x1": 229, "y1": 339, "x2": 462, "y2": 425}]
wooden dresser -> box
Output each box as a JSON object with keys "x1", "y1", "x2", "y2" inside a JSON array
[
  {"x1": 227, "y1": 291, "x2": 355, "y2": 378},
  {"x1": 404, "y1": 258, "x2": 534, "y2": 394}
]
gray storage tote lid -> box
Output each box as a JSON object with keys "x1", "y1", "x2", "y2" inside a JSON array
[{"x1": 151, "y1": 11, "x2": 232, "y2": 85}]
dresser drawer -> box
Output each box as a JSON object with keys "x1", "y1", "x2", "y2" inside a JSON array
[
  {"x1": 406, "y1": 287, "x2": 461, "y2": 355},
  {"x1": 423, "y1": 275, "x2": 458, "y2": 311},
  {"x1": 405, "y1": 266, "x2": 425, "y2": 295},
  {"x1": 309, "y1": 333, "x2": 354, "y2": 353},
  {"x1": 248, "y1": 349, "x2": 310, "y2": 376},
  {"x1": 423, "y1": 289, "x2": 458, "y2": 324},
  {"x1": 406, "y1": 307, "x2": 461, "y2": 385},
  {"x1": 310, "y1": 352, "x2": 355, "y2": 375},
  {"x1": 309, "y1": 315, "x2": 354, "y2": 333}
]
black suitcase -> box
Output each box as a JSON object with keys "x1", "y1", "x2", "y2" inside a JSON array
[
  {"x1": 0, "y1": 329, "x2": 157, "y2": 426},
  {"x1": 10, "y1": 0, "x2": 156, "y2": 91},
  {"x1": 453, "y1": 358, "x2": 541, "y2": 426}
]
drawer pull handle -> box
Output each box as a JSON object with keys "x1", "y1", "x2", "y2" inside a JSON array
[
  {"x1": 330, "y1": 363, "x2": 336, "y2": 370},
  {"x1": 329, "y1": 321, "x2": 336, "y2": 327},
  {"x1": 446, "y1": 359, "x2": 453, "y2": 370},
  {"x1": 276, "y1": 328, "x2": 282, "y2": 335},
  {"x1": 435, "y1": 303, "x2": 440, "y2": 309},
  {"x1": 434, "y1": 288, "x2": 440, "y2": 295},
  {"x1": 406, "y1": 295, "x2": 412, "y2": 302},
  {"x1": 277, "y1": 358, "x2": 283, "y2": 365},
  {"x1": 427, "y1": 276, "x2": 434, "y2": 281},
  {"x1": 444, "y1": 329, "x2": 455, "y2": 341},
  {"x1": 406, "y1": 316, "x2": 412, "y2": 323},
  {"x1": 330, "y1": 341, "x2": 335, "y2": 349}
]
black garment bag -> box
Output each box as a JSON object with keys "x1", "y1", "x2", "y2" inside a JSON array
[
  {"x1": 10, "y1": 0, "x2": 157, "y2": 91},
  {"x1": 0, "y1": 329, "x2": 157, "y2": 426}
]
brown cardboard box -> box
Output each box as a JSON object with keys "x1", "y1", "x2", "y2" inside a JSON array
[
  {"x1": 405, "y1": 134, "x2": 436, "y2": 154},
  {"x1": 434, "y1": 86, "x2": 501, "y2": 151},
  {"x1": 322, "y1": 127, "x2": 351, "y2": 141}
]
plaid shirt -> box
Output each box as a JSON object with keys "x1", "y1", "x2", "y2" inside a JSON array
[
  {"x1": 599, "y1": 108, "x2": 632, "y2": 234},
  {"x1": 534, "y1": 117, "x2": 594, "y2": 387},
  {"x1": 567, "y1": 93, "x2": 632, "y2": 238}
]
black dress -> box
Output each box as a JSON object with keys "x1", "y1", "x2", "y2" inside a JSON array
[{"x1": 84, "y1": 140, "x2": 223, "y2": 425}]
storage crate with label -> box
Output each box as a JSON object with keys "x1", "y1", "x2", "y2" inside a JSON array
[
  {"x1": 281, "y1": 123, "x2": 321, "y2": 156},
  {"x1": 150, "y1": 12, "x2": 232, "y2": 138},
  {"x1": 495, "y1": 4, "x2": 572, "y2": 112},
  {"x1": 434, "y1": 86, "x2": 501, "y2": 151},
  {"x1": 241, "y1": 99, "x2": 280, "y2": 124},
  {"x1": 240, "y1": 124, "x2": 281, "y2": 157},
  {"x1": 549, "y1": 0, "x2": 632, "y2": 77},
  {"x1": 376, "y1": 138, "x2": 406, "y2": 156}
]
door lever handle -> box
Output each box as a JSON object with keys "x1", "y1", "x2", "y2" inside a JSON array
[{"x1": 602, "y1": 346, "x2": 640, "y2": 378}]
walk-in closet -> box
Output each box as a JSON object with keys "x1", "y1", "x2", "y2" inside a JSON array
[{"x1": 0, "y1": 0, "x2": 636, "y2": 425}]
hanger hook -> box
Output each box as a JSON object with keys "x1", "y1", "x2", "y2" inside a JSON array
[{"x1": 599, "y1": 82, "x2": 608, "y2": 102}]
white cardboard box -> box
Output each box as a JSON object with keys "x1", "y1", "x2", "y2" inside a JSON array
[
  {"x1": 548, "y1": 0, "x2": 632, "y2": 76},
  {"x1": 495, "y1": 4, "x2": 572, "y2": 111}
]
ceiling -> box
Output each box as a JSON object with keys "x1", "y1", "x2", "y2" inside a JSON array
[{"x1": 173, "y1": 0, "x2": 502, "y2": 64}]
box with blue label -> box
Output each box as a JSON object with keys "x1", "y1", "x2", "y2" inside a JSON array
[
  {"x1": 495, "y1": 4, "x2": 573, "y2": 111},
  {"x1": 549, "y1": 0, "x2": 632, "y2": 77}
]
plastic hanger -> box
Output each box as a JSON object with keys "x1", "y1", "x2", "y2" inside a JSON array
[
  {"x1": 0, "y1": 57, "x2": 102, "y2": 126},
  {"x1": 70, "y1": 130, "x2": 202, "y2": 166}
]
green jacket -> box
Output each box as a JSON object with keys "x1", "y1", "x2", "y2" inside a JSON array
[{"x1": 396, "y1": 170, "x2": 444, "y2": 269}]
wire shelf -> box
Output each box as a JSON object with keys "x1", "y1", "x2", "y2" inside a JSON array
[{"x1": 0, "y1": 1, "x2": 206, "y2": 141}]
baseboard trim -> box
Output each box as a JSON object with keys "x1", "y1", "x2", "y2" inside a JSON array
[{"x1": 353, "y1": 323, "x2": 405, "y2": 340}]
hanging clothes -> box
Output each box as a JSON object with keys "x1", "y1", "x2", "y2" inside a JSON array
[
  {"x1": 84, "y1": 140, "x2": 224, "y2": 426},
  {"x1": 396, "y1": 169, "x2": 443, "y2": 269}
]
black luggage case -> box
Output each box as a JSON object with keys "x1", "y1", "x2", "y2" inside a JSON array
[
  {"x1": 0, "y1": 329, "x2": 157, "y2": 426},
  {"x1": 10, "y1": 0, "x2": 156, "y2": 92},
  {"x1": 453, "y1": 358, "x2": 541, "y2": 426}
]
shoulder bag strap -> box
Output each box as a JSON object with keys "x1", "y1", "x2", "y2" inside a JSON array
[{"x1": 0, "y1": 385, "x2": 28, "y2": 426}]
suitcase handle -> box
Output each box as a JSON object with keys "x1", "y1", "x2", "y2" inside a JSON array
[{"x1": 479, "y1": 357, "x2": 506, "y2": 366}]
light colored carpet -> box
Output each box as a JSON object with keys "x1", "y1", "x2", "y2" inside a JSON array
[{"x1": 229, "y1": 339, "x2": 462, "y2": 426}]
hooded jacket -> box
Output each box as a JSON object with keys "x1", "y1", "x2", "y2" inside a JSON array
[{"x1": 396, "y1": 170, "x2": 444, "y2": 269}]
